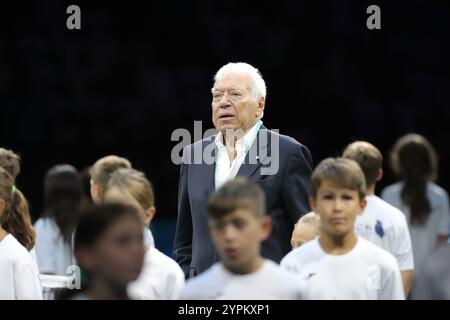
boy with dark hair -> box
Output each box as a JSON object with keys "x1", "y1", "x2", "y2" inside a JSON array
[
  {"x1": 181, "y1": 177, "x2": 302, "y2": 299},
  {"x1": 281, "y1": 158, "x2": 404, "y2": 300}
]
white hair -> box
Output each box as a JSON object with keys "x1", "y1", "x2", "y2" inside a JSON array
[
  {"x1": 212, "y1": 62, "x2": 267, "y2": 101},
  {"x1": 295, "y1": 212, "x2": 321, "y2": 228}
]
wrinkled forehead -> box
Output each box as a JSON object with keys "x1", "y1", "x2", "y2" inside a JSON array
[{"x1": 213, "y1": 72, "x2": 253, "y2": 92}]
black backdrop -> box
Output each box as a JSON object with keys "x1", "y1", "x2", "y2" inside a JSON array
[{"x1": 1, "y1": 1, "x2": 449, "y2": 250}]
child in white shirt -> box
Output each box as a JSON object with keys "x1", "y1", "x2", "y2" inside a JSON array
[{"x1": 281, "y1": 158, "x2": 404, "y2": 300}]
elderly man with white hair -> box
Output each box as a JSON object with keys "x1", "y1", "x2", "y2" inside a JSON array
[{"x1": 174, "y1": 62, "x2": 313, "y2": 278}]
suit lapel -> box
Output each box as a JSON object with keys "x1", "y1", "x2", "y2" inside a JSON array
[
  {"x1": 236, "y1": 126, "x2": 270, "y2": 180},
  {"x1": 201, "y1": 136, "x2": 217, "y2": 193}
]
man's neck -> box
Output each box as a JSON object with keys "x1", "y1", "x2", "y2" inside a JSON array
[
  {"x1": 220, "y1": 120, "x2": 258, "y2": 147},
  {"x1": 224, "y1": 256, "x2": 264, "y2": 275},
  {"x1": 366, "y1": 185, "x2": 376, "y2": 196},
  {"x1": 0, "y1": 228, "x2": 6, "y2": 241},
  {"x1": 88, "y1": 278, "x2": 129, "y2": 300}
]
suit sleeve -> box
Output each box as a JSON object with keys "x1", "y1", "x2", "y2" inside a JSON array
[
  {"x1": 282, "y1": 144, "x2": 313, "y2": 227},
  {"x1": 173, "y1": 148, "x2": 193, "y2": 278}
]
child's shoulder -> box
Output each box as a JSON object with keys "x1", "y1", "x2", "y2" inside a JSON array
[
  {"x1": 357, "y1": 237, "x2": 398, "y2": 267},
  {"x1": 368, "y1": 195, "x2": 407, "y2": 223},
  {"x1": 181, "y1": 263, "x2": 224, "y2": 299},
  {"x1": 0, "y1": 234, "x2": 32, "y2": 264},
  {"x1": 281, "y1": 238, "x2": 321, "y2": 264}
]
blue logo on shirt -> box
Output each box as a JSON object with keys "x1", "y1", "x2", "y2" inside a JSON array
[{"x1": 375, "y1": 220, "x2": 385, "y2": 238}]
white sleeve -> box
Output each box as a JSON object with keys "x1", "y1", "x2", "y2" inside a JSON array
[
  {"x1": 391, "y1": 215, "x2": 414, "y2": 271},
  {"x1": 143, "y1": 228, "x2": 155, "y2": 248},
  {"x1": 166, "y1": 265, "x2": 186, "y2": 300},
  {"x1": 34, "y1": 220, "x2": 56, "y2": 274},
  {"x1": 15, "y1": 260, "x2": 43, "y2": 300},
  {"x1": 179, "y1": 283, "x2": 195, "y2": 300},
  {"x1": 437, "y1": 191, "x2": 450, "y2": 236},
  {"x1": 379, "y1": 259, "x2": 405, "y2": 300}
]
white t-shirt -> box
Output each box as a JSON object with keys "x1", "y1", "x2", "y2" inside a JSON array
[
  {"x1": 34, "y1": 217, "x2": 74, "y2": 276},
  {"x1": 355, "y1": 195, "x2": 414, "y2": 271},
  {"x1": 0, "y1": 234, "x2": 43, "y2": 300},
  {"x1": 381, "y1": 182, "x2": 450, "y2": 270},
  {"x1": 180, "y1": 259, "x2": 303, "y2": 300},
  {"x1": 143, "y1": 227, "x2": 155, "y2": 248},
  {"x1": 280, "y1": 237, "x2": 405, "y2": 300},
  {"x1": 128, "y1": 247, "x2": 185, "y2": 300}
]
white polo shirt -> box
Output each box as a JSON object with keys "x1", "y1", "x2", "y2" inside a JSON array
[
  {"x1": 214, "y1": 120, "x2": 262, "y2": 189},
  {"x1": 281, "y1": 237, "x2": 405, "y2": 300},
  {"x1": 180, "y1": 259, "x2": 303, "y2": 300},
  {"x1": 355, "y1": 195, "x2": 414, "y2": 271}
]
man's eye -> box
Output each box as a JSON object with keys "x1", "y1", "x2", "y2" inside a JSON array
[
  {"x1": 230, "y1": 92, "x2": 241, "y2": 97},
  {"x1": 342, "y1": 195, "x2": 354, "y2": 200},
  {"x1": 213, "y1": 93, "x2": 222, "y2": 99},
  {"x1": 322, "y1": 194, "x2": 334, "y2": 200}
]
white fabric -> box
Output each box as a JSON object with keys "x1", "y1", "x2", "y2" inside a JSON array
[
  {"x1": 0, "y1": 234, "x2": 43, "y2": 300},
  {"x1": 281, "y1": 237, "x2": 405, "y2": 300},
  {"x1": 214, "y1": 121, "x2": 261, "y2": 190},
  {"x1": 180, "y1": 259, "x2": 303, "y2": 300},
  {"x1": 381, "y1": 182, "x2": 450, "y2": 270},
  {"x1": 39, "y1": 274, "x2": 73, "y2": 289},
  {"x1": 143, "y1": 227, "x2": 155, "y2": 248},
  {"x1": 34, "y1": 217, "x2": 74, "y2": 276},
  {"x1": 128, "y1": 247, "x2": 185, "y2": 300},
  {"x1": 355, "y1": 195, "x2": 414, "y2": 271}
]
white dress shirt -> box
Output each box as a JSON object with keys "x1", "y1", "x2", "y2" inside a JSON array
[{"x1": 214, "y1": 120, "x2": 262, "y2": 190}]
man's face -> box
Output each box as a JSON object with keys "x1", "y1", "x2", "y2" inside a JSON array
[
  {"x1": 87, "y1": 215, "x2": 145, "y2": 288},
  {"x1": 310, "y1": 180, "x2": 366, "y2": 237},
  {"x1": 291, "y1": 223, "x2": 319, "y2": 249},
  {"x1": 208, "y1": 208, "x2": 271, "y2": 272},
  {"x1": 211, "y1": 73, "x2": 264, "y2": 133}
]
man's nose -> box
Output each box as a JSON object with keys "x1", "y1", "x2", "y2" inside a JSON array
[
  {"x1": 224, "y1": 225, "x2": 236, "y2": 240},
  {"x1": 333, "y1": 198, "x2": 343, "y2": 211},
  {"x1": 218, "y1": 93, "x2": 231, "y2": 107}
]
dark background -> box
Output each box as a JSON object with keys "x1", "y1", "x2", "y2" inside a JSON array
[{"x1": 1, "y1": 1, "x2": 449, "y2": 253}]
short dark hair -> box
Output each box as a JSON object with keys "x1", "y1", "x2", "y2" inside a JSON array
[
  {"x1": 311, "y1": 157, "x2": 366, "y2": 200},
  {"x1": 342, "y1": 141, "x2": 383, "y2": 188},
  {"x1": 74, "y1": 203, "x2": 141, "y2": 251},
  {"x1": 208, "y1": 177, "x2": 266, "y2": 219}
]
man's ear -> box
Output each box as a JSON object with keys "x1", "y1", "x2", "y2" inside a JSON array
[
  {"x1": 260, "y1": 216, "x2": 272, "y2": 241},
  {"x1": 309, "y1": 197, "x2": 317, "y2": 212},
  {"x1": 257, "y1": 96, "x2": 265, "y2": 117},
  {"x1": 376, "y1": 168, "x2": 383, "y2": 182},
  {"x1": 358, "y1": 198, "x2": 367, "y2": 215},
  {"x1": 143, "y1": 206, "x2": 156, "y2": 226},
  {"x1": 90, "y1": 181, "x2": 102, "y2": 204}
]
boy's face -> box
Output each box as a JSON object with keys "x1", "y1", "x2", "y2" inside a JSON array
[
  {"x1": 208, "y1": 207, "x2": 271, "y2": 272},
  {"x1": 79, "y1": 215, "x2": 145, "y2": 289},
  {"x1": 291, "y1": 223, "x2": 319, "y2": 249},
  {"x1": 310, "y1": 180, "x2": 366, "y2": 237}
]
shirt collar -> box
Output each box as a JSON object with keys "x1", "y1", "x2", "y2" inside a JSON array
[{"x1": 214, "y1": 120, "x2": 262, "y2": 150}]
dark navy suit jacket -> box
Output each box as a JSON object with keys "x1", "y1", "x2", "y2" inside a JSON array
[{"x1": 173, "y1": 127, "x2": 313, "y2": 278}]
